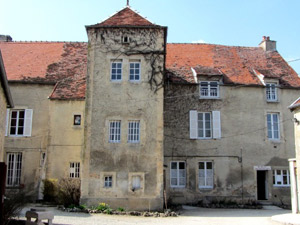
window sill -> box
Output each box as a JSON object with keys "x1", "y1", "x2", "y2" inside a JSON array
[
  {"x1": 267, "y1": 100, "x2": 279, "y2": 103},
  {"x1": 199, "y1": 97, "x2": 220, "y2": 100},
  {"x1": 273, "y1": 185, "x2": 290, "y2": 188},
  {"x1": 110, "y1": 80, "x2": 122, "y2": 83}
]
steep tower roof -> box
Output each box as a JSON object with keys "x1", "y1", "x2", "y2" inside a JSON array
[{"x1": 87, "y1": 7, "x2": 161, "y2": 28}]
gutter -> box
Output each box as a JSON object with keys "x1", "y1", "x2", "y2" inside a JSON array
[{"x1": 0, "y1": 50, "x2": 14, "y2": 108}]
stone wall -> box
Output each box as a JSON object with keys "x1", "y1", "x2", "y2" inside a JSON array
[{"x1": 164, "y1": 82, "x2": 298, "y2": 205}]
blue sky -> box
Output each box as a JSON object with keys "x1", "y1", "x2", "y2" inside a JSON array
[{"x1": 1, "y1": 0, "x2": 300, "y2": 74}]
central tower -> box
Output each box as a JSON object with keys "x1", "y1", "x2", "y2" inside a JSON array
[{"x1": 81, "y1": 6, "x2": 167, "y2": 210}]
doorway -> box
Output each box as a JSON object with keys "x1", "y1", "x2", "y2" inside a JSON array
[{"x1": 257, "y1": 170, "x2": 268, "y2": 200}]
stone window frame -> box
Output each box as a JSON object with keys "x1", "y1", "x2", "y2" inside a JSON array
[
  {"x1": 170, "y1": 161, "x2": 186, "y2": 188},
  {"x1": 100, "y1": 172, "x2": 116, "y2": 190},
  {"x1": 110, "y1": 60, "x2": 122, "y2": 81},
  {"x1": 128, "y1": 172, "x2": 144, "y2": 194},
  {"x1": 199, "y1": 81, "x2": 220, "y2": 99},
  {"x1": 273, "y1": 169, "x2": 290, "y2": 187},
  {"x1": 6, "y1": 152, "x2": 22, "y2": 187},
  {"x1": 73, "y1": 113, "x2": 82, "y2": 127},
  {"x1": 198, "y1": 161, "x2": 214, "y2": 189}
]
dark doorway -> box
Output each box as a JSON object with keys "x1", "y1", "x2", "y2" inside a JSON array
[{"x1": 257, "y1": 170, "x2": 268, "y2": 200}]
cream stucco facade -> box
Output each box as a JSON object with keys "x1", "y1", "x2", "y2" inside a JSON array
[
  {"x1": 0, "y1": 81, "x2": 7, "y2": 161},
  {"x1": 81, "y1": 26, "x2": 166, "y2": 210}
]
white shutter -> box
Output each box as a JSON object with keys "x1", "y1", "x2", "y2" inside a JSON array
[
  {"x1": 24, "y1": 109, "x2": 33, "y2": 137},
  {"x1": 212, "y1": 111, "x2": 221, "y2": 139},
  {"x1": 189, "y1": 110, "x2": 198, "y2": 139},
  {"x1": 5, "y1": 109, "x2": 10, "y2": 136}
]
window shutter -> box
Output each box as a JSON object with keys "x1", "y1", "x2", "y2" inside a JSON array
[
  {"x1": 5, "y1": 109, "x2": 10, "y2": 136},
  {"x1": 212, "y1": 111, "x2": 221, "y2": 139},
  {"x1": 189, "y1": 110, "x2": 198, "y2": 139},
  {"x1": 24, "y1": 109, "x2": 33, "y2": 137}
]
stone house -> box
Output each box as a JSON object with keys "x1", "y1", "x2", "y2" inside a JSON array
[
  {"x1": 288, "y1": 99, "x2": 300, "y2": 213},
  {"x1": 0, "y1": 6, "x2": 299, "y2": 209},
  {"x1": 0, "y1": 49, "x2": 13, "y2": 162}
]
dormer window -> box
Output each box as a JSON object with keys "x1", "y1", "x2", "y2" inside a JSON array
[
  {"x1": 266, "y1": 83, "x2": 277, "y2": 102},
  {"x1": 200, "y1": 81, "x2": 219, "y2": 98},
  {"x1": 122, "y1": 36, "x2": 131, "y2": 44}
]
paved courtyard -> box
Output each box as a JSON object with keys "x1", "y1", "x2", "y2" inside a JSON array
[{"x1": 19, "y1": 205, "x2": 293, "y2": 225}]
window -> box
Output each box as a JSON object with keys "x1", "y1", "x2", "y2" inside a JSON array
[
  {"x1": 6, "y1": 109, "x2": 33, "y2": 137},
  {"x1": 122, "y1": 36, "x2": 131, "y2": 43},
  {"x1": 170, "y1": 161, "x2": 186, "y2": 188},
  {"x1": 266, "y1": 83, "x2": 277, "y2": 102},
  {"x1": 198, "y1": 112, "x2": 212, "y2": 139},
  {"x1": 104, "y1": 176, "x2": 113, "y2": 188},
  {"x1": 132, "y1": 176, "x2": 141, "y2": 190},
  {"x1": 200, "y1": 81, "x2": 219, "y2": 98},
  {"x1": 70, "y1": 162, "x2": 80, "y2": 178},
  {"x1": 128, "y1": 121, "x2": 140, "y2": 143},
  {"x1": 73, "y1": 115, "x2": 81, "y2": 126},
  {"x1": 267, "y1": 113, "x2": 280, "y2": 140},
  {"x1": 6, "y1": 153, "x2": 22, "y2": 187},
  {"x1": 199, "y1": 162, "x2": 213, "y2": 188},
  {"x1": 109, "y1": 121, "x2": 121, "y2": 143},
  {"x1": 273, "y1": 170, "x2": 290, "y2": 187},
  {"x1": 111, "y1": 61, "x2": 122, "y2": 81},
  {"x1": 129, "y1": 61, "x2": 141, "y2": 81},
  {"x1": 190, "y1": 111, "x2": 221, "y2": 139}
]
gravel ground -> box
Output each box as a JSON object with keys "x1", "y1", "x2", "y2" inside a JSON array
[{"x1": 19, "y1": 205, "x2": 288, "y2": 225}]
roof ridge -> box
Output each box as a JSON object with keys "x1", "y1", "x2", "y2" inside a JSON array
[
  {"x1": 0, "y1": 41, "x2": 88, "y2": 44},
  {"x1": 167, "y1": 42, "x2": 260, "y2": 49}
]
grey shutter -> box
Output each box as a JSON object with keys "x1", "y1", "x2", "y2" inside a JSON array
[
  {"x1": 24, "y1": 109, "x2": 33, "y2": 137},
  {"x1": 212, "y1": 111, "x2": 221, "y2": 139},
  {"x1": 5, "y1": 109, "x2": 10, "y2": 136},
  {"x1": 189, "y1": 110, "x2": 198, "y2": 139}
]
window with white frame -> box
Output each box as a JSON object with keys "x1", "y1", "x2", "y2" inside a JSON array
[
  {"x1": 267, "y1": 113, "x2": 280, "y2": 140},
  {"x1": 109, "y1": 121, "x2": 121, "y2": 143},
  {"x1": 170, "y1": 161, "x2": 186, "y2": 188},
  {"x1": 129, "y1": 61, "x2": 141, "y2": 81},
  {"x1": 104, "y1": 176, "x2": 113, "y2": 188},
  {"x1": 266, "y1": 83, "x2": 277, "y2": 102},
  {"x1": 132, "y1": 175, "x2": 141, "y2": 190},
  {"x1": 198, "y1": 112, "x2": 212, "y2": 139},
  {"x1": 273, "y1": 169, "x2": 290, "y2": 186},
  {"x1": 199, "y1": 161, "x2": 213, "y2": 188},
  {"x1": 6, "y1": 109, "x2": 33, "y2": 137},
  {"x1": 111, "y1": 60, "x2": 122, "y2": 81},
  {"x1": 6, "y1": 153, "x2": 22, "y2": 187},
  {"x1": 70, "y1": 162, "x2": 80, "y2": 178},
  {"x1": 190, "y1": 111, "x2": 221, "y2": 140},
  {"x1": 128, "y1": 121, "x2": 140, "y2": 143},
  {"x1": 200, "y1": 81, "x2": 219, "y2": 98}
]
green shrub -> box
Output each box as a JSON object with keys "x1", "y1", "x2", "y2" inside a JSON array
[
  {"x1": 117, "y1": 207, "x2": 125, "y2": 212},
  {"x1": 43, "y1": 179, "x2": 58, "y2": 203}
]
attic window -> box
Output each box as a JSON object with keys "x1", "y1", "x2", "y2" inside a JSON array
[{"x1": 122, "y1": 36, "x2": 131, "y2": 44}]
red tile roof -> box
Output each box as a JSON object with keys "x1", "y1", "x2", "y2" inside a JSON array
[
  {"x1": 166, "y1": 43, "x2": 300, "y2": 87},
  {"x1": 0, "y1": 42, "x2": 87, "y2": 100},
  {"x1": 1, "y1": 41, "x2": 299, "y2": 100},
  {"x1": 87, "y1": 7, "x2": 157, "y2": 28}
]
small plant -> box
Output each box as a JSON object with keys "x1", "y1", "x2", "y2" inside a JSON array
[
  {"x1": 57, "y1": 178, "x2": 81, "y2": 207},
  {"x1": 96, "y1": 202, "x2": 113, "y2": 214},
  {"x1": 78, "y1": 204, "x2": 87, "y2": 210},
  {"x1": 117, "y1": 207, "x2": 125, "y2": 212},
  {"x1": 43, "y1": 179, "x2": 58, "y2": 203}
]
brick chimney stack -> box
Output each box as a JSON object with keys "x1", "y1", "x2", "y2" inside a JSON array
[{"x1": 259, "y1": 36, "x2": 276, "y2": 51}]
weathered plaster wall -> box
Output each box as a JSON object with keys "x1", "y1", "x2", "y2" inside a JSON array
[
  {"x1": 47, "y1": 100, "x2": 85, "y2": 179},
  {"x1": 0, "y1": 80, "x2": 7, "y2": 161},
  {"x1": 82, "y1": 27, "x2": 165, "y2": 210},
  {"x1": 164, "y1": 83, "x2": 298, "y2": 205},
  {"x1": 4, "y1": 83, "x2": 53, "y2": 196}
]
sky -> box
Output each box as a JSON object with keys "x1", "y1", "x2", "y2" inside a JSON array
[{"x1": 1, "y1": 0, "x2": 300, "y2": 74}]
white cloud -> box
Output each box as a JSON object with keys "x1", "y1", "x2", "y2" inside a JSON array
[{"x1": 192, "y1": 39, "x2": 206, "y2": 44}]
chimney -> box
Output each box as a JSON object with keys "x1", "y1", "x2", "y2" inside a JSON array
[
  {"x1": 259, "y1": 36, "x2": 276, "y2": 51},
  {"x1": 0, "y1": 35, "x2": 13, "y2": 42}
]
